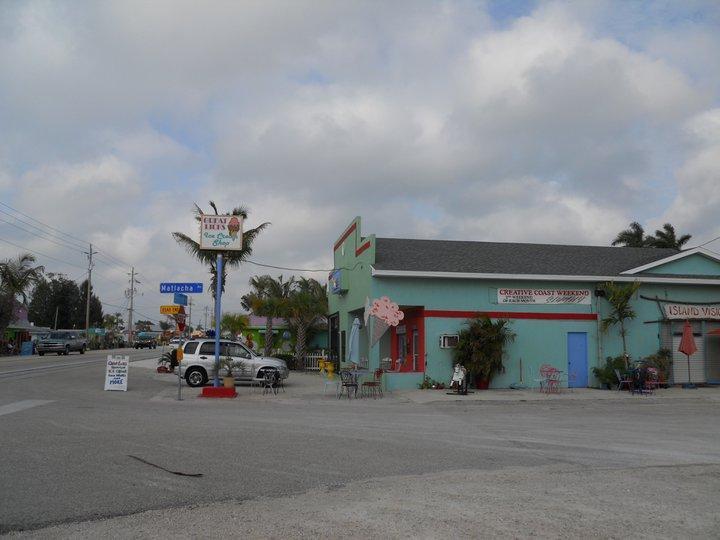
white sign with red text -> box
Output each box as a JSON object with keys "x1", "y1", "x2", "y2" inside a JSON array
[
  {"x1": 498, "y1": 288, "x2": 591, "y2": 305},
  {"x1": 199, "y1": 214, "x2": 243, "y2": 251},
  {"x1": 664, "y1": 304, "x2": 720, "y2": 320}
]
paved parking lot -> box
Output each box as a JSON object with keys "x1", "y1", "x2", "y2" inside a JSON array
[{"x1": 2, "y1": 355, "x2": 719, "y2": 538}]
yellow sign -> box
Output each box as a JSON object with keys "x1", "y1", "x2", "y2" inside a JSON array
[{"x1": 160, "y1": 305, "x2": 181, "y2": 315}]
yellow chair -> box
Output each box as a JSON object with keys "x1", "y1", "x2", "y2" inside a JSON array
[{"x1": 318, "y1": 358, "x2": 326, "y2": 376}]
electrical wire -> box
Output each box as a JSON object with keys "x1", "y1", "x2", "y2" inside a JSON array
[
  {"x1": 0, "y1": 214, "x2": 88, "y2": 253},
  {"x1": 0, "y1": 236, "x2": 87, "y2": 269},
  {"x1": 245, "y1": 258, "x2": 363, "y2": 273}
]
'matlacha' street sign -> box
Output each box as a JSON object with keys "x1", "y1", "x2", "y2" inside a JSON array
[
  {"x1": 160, "y1": 283, "x2": 203, "y2": 294},
  {"x1": 199, "y1": 214, "x2": 243, "y2": 251},
  {"x1": 160, "y1": 305, "x2": 182, "y2": 315}
]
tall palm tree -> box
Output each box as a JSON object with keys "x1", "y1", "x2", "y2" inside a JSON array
[
  {"x1": 220, "y1": 312, "x2": 250, "y2": 338},
  {"x1": 0, "y1": 253, "x2": 44, "y2": 303},
  {"x1": 647, "y1": 223, "x2": 692, "y2": 250},
  {"x1": 611, "y1": 222, "x2": 649, "y2": 248},
  {"x1": 241, "y1": 275, "x2": 294, "y2": 355},
  {"x1": 172, "y1": 201, "x2": 269, "y2": 299},
  {"x1": 283, "y1": 277, "x2": 327, "y2": 368}
]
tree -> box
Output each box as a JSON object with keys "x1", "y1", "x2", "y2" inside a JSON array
[
  {"x1": 601, "y1": 281, "x2": 641, "y2": 359},
  {"x1": 171, "y1": 201, "x2": 270, "y2": 299},
  {"x1": 103, "y1": 312, "x2": 124, "y2": 332},
  {"x1": 74, "y1": 279, "x2": 103, "y2": 328},
  {"x1": 454, "y1": 317, "x2": 516, "y2": 383},
  {"x1": 159, "y1": 320, "x2": 173, "y2": 332},
  {"x1": 28, "y1": 274, "x2": 81, "y2": 329},
  {"x1": 241, "y1": 274, "x2": 294, "y2": 355},
  {"x1": 646, "y1": 223, "x2": 692, "y2": 250},
  {"x1": 283, "y1": 277, "x2": 327, "y2": 368},
  {"x1": 220, "y1": 312, "x2": 249, "y2": 338},
  {"x1": 135, "y1": 320, "x2": 153, "y2": 332},
  {"x1": 611, "y1": 222, "x2": 649, "y2": 248},
  {"x1": 0, "y1": 253, "x2": 44, "y2": 304}
]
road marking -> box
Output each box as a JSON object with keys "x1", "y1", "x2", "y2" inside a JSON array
[{"x1": 0, "y1": 399, "x2": 54, "y2": 417}]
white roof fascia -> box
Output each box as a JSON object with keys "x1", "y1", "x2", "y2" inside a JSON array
[
  {"x1": 619, "y1": 247, "x2": 720, "y2": 275},
  {"x1": 370, "y1": 267, "x2": 720, "y2": 285}
]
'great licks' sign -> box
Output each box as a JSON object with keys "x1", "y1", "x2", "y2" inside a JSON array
[
  {"x1": 498, "y1": 288, "x2": 591, "y2": 305},
  {"x1": 199, "y1": 214, "x2": 243, "y2": 251}
]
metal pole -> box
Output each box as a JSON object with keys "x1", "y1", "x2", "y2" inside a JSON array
[
  {"x1": 84, "y1": 243, "x2": 97, "y2": 333},
  {"x1": 53, "y1": 306, "x2": 58, "y2": 330},
  {"x1": 213, "y1": 253, "x2": 223, "y2": 387},
  {"x1": 177, "y1": 348, "x2": 183, "y2": 401},
  {"x1": 128, "y1": 267, "x2": 135, "y2": 347}
]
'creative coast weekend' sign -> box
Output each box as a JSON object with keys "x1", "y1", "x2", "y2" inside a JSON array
[
  {"x1": 664, "y1": 304, "x2": 720, "y2": 320},
  {"x1": 199, "y1": 214, "x2": 243, "y2": 251},
  {"x1": 498, "y1": 288, "x2": 591, "y2": 305},
  {"x1": 104, "y1": 355, "x2": 129, "y2": 391}
]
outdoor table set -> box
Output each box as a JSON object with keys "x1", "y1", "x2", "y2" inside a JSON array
[
  {"x1": 318, "y1": 359, "x2": 384, "y2": 399},
  {"x1": 536, "y1": 364, "x2": 563, "y2": 394}
]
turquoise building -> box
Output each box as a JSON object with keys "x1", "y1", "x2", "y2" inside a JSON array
[{"x1": 327, "y1": 217, "x2": 720, "y2": 390}]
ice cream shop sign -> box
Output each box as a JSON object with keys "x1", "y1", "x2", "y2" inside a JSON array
[{"x1": 200, "y1": 214, "x2": 243, "y2": 251}]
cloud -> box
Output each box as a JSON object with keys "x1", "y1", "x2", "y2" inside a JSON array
[{"x1": 0, "y1": 0, "x2": 719, "y2": 314}]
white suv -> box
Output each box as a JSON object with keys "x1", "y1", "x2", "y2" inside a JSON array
[{"x1": 179, "y1": 339, "x2": 290, "y2": 387}]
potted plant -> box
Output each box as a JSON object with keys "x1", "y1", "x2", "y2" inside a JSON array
[
  {"x1": 219, "y1": 356, "x2": 245, "y2": 389},
  {"x1": 455, "y1": 317, "x2": 515, "y2": 389}
]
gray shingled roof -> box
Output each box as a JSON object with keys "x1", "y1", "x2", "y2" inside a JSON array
[{"x1": 374, "y1": 238, "x2": 682, "y2": 276}]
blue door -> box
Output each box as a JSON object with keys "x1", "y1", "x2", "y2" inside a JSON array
[{"x1": 567, "y1": 332, "x2": 588, "y2": 388}]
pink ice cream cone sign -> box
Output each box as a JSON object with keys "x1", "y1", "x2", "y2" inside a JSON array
[{"x1": 370, "y1": 296, "x2": 404, "y2": 326}]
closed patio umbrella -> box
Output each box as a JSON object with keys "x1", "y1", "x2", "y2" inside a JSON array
[
  {"x1": 678, "y1": 320, "x2": 697, "y2": 389},
  {"x1": 347, "y1": 318, "x2": 361, "y2": 365}
]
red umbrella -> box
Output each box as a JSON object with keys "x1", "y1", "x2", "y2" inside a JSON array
[{"x1": 678, "y1": 320, "x2": 697, "y2": 388}]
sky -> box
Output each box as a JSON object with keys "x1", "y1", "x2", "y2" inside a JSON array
[{"x1": 1, "y1": 0, "x2": 719, "y2": 326}]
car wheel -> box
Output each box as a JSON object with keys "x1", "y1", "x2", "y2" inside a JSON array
[
  {"x1": 80, "y1": 345, "x2": 85, "y2": 354},
  {"x1": 64, "y1": 346, "x2": 70, "y2": 356},
  {"x1": 38, "y1": 352, "x2": 44, "y2": 356},
  {"x1": 185, "y1": 367, "x2": 207, "y2": 388}
]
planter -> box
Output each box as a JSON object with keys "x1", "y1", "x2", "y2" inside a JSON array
[
  {"x1": 201, "y1": 387, "x2": 237, "y2": 398},
  {"x1": 474, "y1": 376, "x2": 490, "y2": 390},
  {"x1": 223, "y1": 376, "x2": 236, "y2": 389}
]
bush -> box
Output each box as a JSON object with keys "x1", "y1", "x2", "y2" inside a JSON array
[
  {"x1": 592, "y1": 355, "x2": 627, "y2": 388},
  {"x1": 640, "y1": 349, "x2": 672, "y2": 382}
]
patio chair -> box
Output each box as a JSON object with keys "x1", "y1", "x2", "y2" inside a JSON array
[
  {"x1": 338, "y1": 370, "x2": 358, "y2": 399},
  {"x1": 361, "y1": 369, "x2": 384, "y2": 399},
  {"x1": 536, "y1": 364, "x2": 555, "y2": 393},
  {"x1": 262, "y1": 371, "x2": 278, "y2": 395},
  {"x1": 614, "y1": 369, "x2": 632, "y2": 392},
  {"x1": 387, "y1": 358, "x2": 405, "y2": 373}
]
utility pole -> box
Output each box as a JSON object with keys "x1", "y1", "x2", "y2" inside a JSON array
[
  {"x1": 53, "y1": 306, "x2": 59, "y2": 330},
  {"x1": 84, "y1": 243, "x2": 98, "y2": 333},
  {"x1": 126, "y1": 267, "x2": 139, "y2": 346}
]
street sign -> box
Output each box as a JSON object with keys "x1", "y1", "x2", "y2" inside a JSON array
[
  {"x1": 160, "y1": 282, "x2": 203, "y2": 294},
  {"x1": 173, "y1": 293, "x2": 188, "y2": 306},
  {"x1": 160, "y1": 305, "x2": 182, "y2": 315}
]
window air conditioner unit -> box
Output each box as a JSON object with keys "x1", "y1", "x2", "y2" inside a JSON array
[{"x1": 439, "y1": 334, "x2": 459, "y2": 349}]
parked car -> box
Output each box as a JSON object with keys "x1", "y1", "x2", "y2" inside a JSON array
[
  {"x1": 169, "y1": 337, "x2": 184, "y2": 346},
  {"x1": 179, "y1": 339, "x2": 289, "y2": 387},
  {"x1": 135, "y1": 336, "x2": 157, "y2": 349},
  {"x1": 37, "y1": 331, "x2": 87, "y2": 356}
]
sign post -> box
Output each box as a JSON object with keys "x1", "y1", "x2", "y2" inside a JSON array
[{"x1": 214, "y1": 253, "x2": 223, "y2": 387}]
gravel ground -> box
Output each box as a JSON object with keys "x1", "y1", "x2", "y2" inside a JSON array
[{"x1": 9, "y1": 463, "x2": 719, "y2": 539}]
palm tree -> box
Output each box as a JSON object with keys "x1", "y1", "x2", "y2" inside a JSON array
[
  {"x1": 283, "y1": 277, "x2": 327, "y2": 369},
  {"x1": 600, "y1": 281, "x2": 641, "y2": 359},
  {"x1": 241, "y1": 275, "x2": 294, "y2": 355},
  {"x1": 647, "y1": 223, "x2": 692, "y2": 250},
  {"x1": 611, "y1": 222, "x2": 649, "y2": 248},
  {"x1": 172, "y1": 201, "x2": 270, "y2": 299},
  {"x1": 220, "y1": 312, "x2": 250, "y2": 338},
  {"x1": 0, "y1": 253, "x2": 45, "y2": 304},
  {"x1": 455, "y1": 317, "x2": 516, "y2": 384}
]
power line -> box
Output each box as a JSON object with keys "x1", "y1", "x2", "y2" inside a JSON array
[
  {"x1": 0, "y1": 236, "x2": 87, "y2": 269},
  {"x1": 0, "y1": 214, "x2": 87, "y2": 253}
]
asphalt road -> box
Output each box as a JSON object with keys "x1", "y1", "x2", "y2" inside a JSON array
[{"x1": 1, "y1": 350, "x2": 719, "y2": 537}]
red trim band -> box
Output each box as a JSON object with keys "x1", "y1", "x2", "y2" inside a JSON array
[
  {"x1": 424, "y1": 310, "x2": 597, "y2": 321},
  {"x1": 334, "y1": 222, "x2": 357, "y2": 251},
  {"x1": 355, "y1": 240, "x2": 371, "y2": 256}
]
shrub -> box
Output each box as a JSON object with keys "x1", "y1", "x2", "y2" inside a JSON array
[
  {"x1": 641, "y1": 349, "x2": 672, "y2": 382},
  {"x1": 592, "y1": 355, "x2": 627, "y2": 388}
]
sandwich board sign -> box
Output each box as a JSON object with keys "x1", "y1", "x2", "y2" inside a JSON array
[{"x1": 104, "y1": 355, "x2": 129, "y2": 391}]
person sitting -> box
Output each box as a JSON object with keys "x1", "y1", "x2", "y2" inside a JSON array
[{"x1": 450, "y1": 363, "x2": 467, "y2": 394}]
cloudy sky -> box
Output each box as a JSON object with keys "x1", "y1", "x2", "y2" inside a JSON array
[{"x1": 1, "y1": 0, "x2": 719, "y2": 324}]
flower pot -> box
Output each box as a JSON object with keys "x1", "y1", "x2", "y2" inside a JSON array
[
  {"x1": 223, "y1": 376, "x2": 235, "y2": 389},
  {"x1": 475, "y1": 376, "x2": 490, "y2": 390}
]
